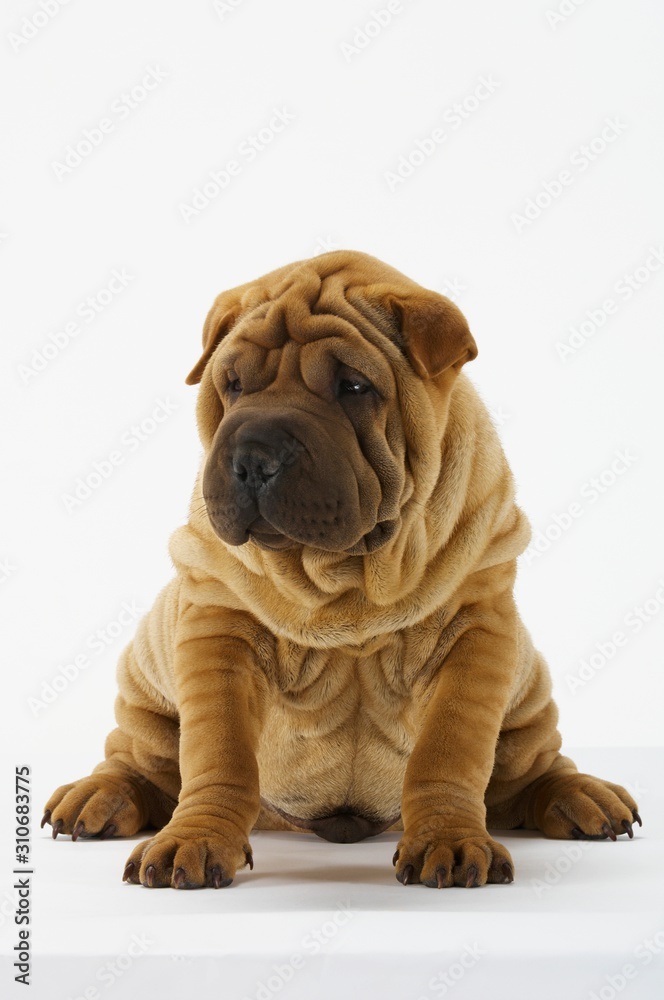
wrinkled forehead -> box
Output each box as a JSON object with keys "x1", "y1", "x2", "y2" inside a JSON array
[{"x1": 212, "y1": 292, "x2": 399, "y2": 398}]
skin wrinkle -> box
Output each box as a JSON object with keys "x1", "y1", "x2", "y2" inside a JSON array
[
  {"x1": 218, "y1": 296, "x2": 436, "y2": 576},
  {"x1": 43, "y1": 251, "x2": 640, "y2": 885},
  {"x1": 210, "y1": 322, "x2": 392, "y2": 546}
]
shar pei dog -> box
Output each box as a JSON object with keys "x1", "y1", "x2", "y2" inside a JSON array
[{"x1": 43, "y1": 250, "x2": 641, "y2": 889}]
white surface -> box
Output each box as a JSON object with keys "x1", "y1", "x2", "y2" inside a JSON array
[{"x1": 1, "y1": 748, "x2": 662, "y2": 999}]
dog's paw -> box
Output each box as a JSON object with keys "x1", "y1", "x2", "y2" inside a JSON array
[
  {"x1": 41, "y1": 773, "x2": 147, "y2": 840},
  {"x1": 535, "y1": 773, "x2": 641, "y2": 841},
  {"x1": 393, "y1": 828, "x2": 514, "y2": 888},
  {"x1": 122, "y1": 823, "x2": 253, "y2": 889}
]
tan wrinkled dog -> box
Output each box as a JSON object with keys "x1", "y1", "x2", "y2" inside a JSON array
[{"x1": 43, "y1": 251, "x2": 640, "y2": 890}]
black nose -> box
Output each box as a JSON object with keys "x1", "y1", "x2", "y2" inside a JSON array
[{"x1": 232, "y1": 442, "x2": 285, "y2": 491}]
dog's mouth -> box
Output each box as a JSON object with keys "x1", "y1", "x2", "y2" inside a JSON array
[
  {"x1": 239, "y1": 514, "x2": 399, "y2": 555},
  {"x1": 247, "y1": 516, "x2": 297, "y2": 551}
]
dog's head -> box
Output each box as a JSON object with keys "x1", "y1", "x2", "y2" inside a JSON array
[{"x1": 186, "y1": 251, "x2": 477, "y2": 555}]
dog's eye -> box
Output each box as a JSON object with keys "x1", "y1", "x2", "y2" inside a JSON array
[
  {"x1": 338, "y1": 375, "x2": 373, "y2": 396},
  {"x1": 228, "y1": 376, "x2": 242, "y2": 395}
]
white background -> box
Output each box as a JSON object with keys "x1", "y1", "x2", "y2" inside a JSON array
[
  {"x1": 2, "y1": 0, "x2": 663, "y2": 807},
  {"x1": 1, "y1": 2, "x2": 664, "y2": 998}
]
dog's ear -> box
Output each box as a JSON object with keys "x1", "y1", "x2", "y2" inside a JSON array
[
  {"x1": 375, "y1": 288, "x2": 478, "y2": 378},
  {"x1": 185, "y1": 293, "x2": 243, "y2": 386}
]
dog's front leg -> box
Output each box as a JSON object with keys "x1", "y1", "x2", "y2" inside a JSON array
[
  {"x1": 396, "y1": 572, "x2": 519, "y2": 888},
  {"x1": 124, "y1": 607, "x2": 269, "y2": 889}
]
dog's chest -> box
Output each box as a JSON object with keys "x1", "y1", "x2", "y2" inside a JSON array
[
  {"x1": 267, "y1": 605, "x2": 458, "y2": 712},
  {"x1": 273, "y1": 633, "x2": 410, "y2": 710},
  {"x1": 256, "y1": 616, "x2": 454, "y2": 819}
]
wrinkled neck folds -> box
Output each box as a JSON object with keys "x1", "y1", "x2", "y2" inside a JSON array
[{"x1": 172, "y1": 268, "x2": 531, "y2": 647}]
